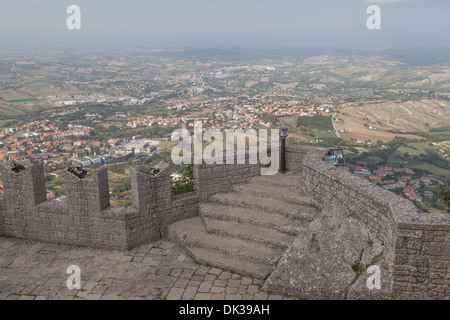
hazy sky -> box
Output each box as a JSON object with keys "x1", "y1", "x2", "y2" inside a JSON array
[{"x1": 0, "y1": 0, "x2": 449, "y2": 48}]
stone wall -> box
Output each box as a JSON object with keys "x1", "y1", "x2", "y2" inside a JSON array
[
  {"x1": 285, "y1": 144, "x2": 327, "y2": 173},
  {"x1": 298, "y1": 149, "x2": 450, "y2": 300},
  {"x1": 0, "y1": 160, "x2": 199, "y2": 250},
  {"x1": 0, "y1": 151, "x2": 266, "y2": 249},
  {"x1": 301, "y1": 150, "x2": 399, "y2": 260},
  {"x1": 165, "y1": 192, "x2": 199, "y2": 234},
  {"x1": 194, "y1": 150, "x2": 268, "y2": 201},
  {"x1": 394, "y1": 215, "x2": 450, "y2": 299}
]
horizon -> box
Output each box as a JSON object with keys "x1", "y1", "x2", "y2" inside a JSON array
[{"x1": 1, "y1": 0, "x2": 449, "y2": 48}]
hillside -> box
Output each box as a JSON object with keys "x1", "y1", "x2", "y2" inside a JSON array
[{"x1": 337, "y1": 100, "x2": 450, "y2": 142}]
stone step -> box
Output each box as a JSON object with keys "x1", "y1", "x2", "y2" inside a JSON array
[
  {"x1": 249, "y1": 173, "x2": 304, "y2": 191},
  {"x1": 208, "y1": 192, "x2": 319, "y2": 222},
  {"x1": 200, "y1": 203, "x2": 307, "y2": 236},
  {"x1": 186, "y1": 247, "x2": 274, "y2": 279},
  {"x1": 232, "y1": 182, "x2": 312, "y2": 206},
  {"x1": 203, "y1": 217, "x2": 296, "y2": 250},
  {"x1": 167, "y1": 217, "x2": 283, "y2": 265}
]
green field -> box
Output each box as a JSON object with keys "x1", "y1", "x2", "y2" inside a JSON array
[
  {"x1": 408, "y1": 143, "x2": 433, "y2": 154},
  {"x1": 315, "y1": 130, "x2": 336, "y2": 139},
  {"x1": 366, "y1": 156, "x2": 384, "y2": 163},
  {"x1": 397, "y1": 147, "x2": 421, "y2": 155},
  {"x1": 397, "y1": 143, "x2": 433, "y2": 155},
  {"x1": 46, "y1": 177, "x2": 66, "y2": 196},
  {"x1": 297, "y1": 115, "x2": 334, "y2": 131},
  {"x1": 414, "y1": 164, "x2": 450, "y2": 177},
  {"x1": 431, "y1": 131, "x2": 450, "y2": 141}
]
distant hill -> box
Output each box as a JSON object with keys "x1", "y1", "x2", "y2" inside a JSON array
[{"x1": 336, "y1": 99, "x2": 450, "y2": 142}]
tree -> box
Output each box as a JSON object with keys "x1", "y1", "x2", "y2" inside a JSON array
[
  {"x1": 439, "y1": 178, "x2": 450, "y2": 213},
  {"x1": 108, "y1": 125, "x2": 120, "y2": 133},
  {"x1": 171, "y1": 164, "x2": 194, "y2": 195}
]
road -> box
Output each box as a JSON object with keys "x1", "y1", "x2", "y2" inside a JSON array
[{"x1": 332, "y1": 113, "x2": 340, "y2": 138}]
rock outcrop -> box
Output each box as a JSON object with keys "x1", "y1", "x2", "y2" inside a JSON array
[{"x1": 263, "y1": 199, "x2": 389, "y2": 300}]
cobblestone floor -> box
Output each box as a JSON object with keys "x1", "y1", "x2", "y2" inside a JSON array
[{"x1": 0, "y1": 237, "x2": 294, "y2": 300}]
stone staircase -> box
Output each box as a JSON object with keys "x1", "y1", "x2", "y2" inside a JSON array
[{"x1": 167, "y1": 173, "x2": 320, "y2": 279}]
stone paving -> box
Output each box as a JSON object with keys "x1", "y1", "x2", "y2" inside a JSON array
[{"x1": 0, "y1": 237, "x2": 294, "y2": 300}]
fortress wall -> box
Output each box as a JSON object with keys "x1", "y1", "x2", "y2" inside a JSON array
[
  {"x1": 285, "y1": 145, "x2": 327, "y2": 173},
  {"x1": 394, "y1": 215, "x2": 450, "y2": 299},
  {"x1": 194, "y1": 163, "x2": 261, "y2": 201},
  {"x1": 300, "y1": 148, "x2": 450, "y2": 299},
  {"x1": 0, "y1": 146, "x2": 280, "y2": 246},
  {"x1": 194, "y1": 151, "x2": 264, "y2": 201},
  {"x1": 166, "y1": 192, "x2": 199, "y2": 234},
  {"x1": 0, "y1": 160, "x2": 46, "y2": 239},
  {"x1": 0, "y1": 160, "x2": 200, "y2": 250},
  {"x1": 301, "y1": 150, "x2": 399, "y2": 258},
  {"x1": 0, "y1": 161, "x2": 130, "y2": 249},
  {"x1": 31, "y1": 201, "x2": 128, "y2": 249},
  {"x1": 0, "y1": 146, "x2": 447, "y2": 299}
]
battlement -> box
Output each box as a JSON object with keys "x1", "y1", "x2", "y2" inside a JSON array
[
  {"x1": 0, "y1": 149, "x2": 270, "y2": 249},
  {"x1": 0, "y1": 146, "x2": 449, "y2": 299},
  {"x1": 0, "y1": 160, "x2": 198, "y2": 249}
]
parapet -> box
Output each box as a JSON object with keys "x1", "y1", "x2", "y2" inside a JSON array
[{"x1": 0, "y1": 160, "x2": 197, "y2": 249}]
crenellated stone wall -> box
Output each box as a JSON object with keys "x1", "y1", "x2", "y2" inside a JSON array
[
  {"x1": 0, "y1": 160, "x2": 199, "y2": 250},
  {"x1": 127, "y1": 162, "x2": 175, "y2": 248},
  {"x1": 0, "y1": 148, "x2": 274, "y2": 248}
]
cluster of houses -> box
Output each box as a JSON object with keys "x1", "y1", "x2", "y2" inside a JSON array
[
  {"x1": 127, "y1": 116, "x2": 186, "y2": 128},
  {"x1": 0, "y1": 121, "x2": 92, "y2": 162},
  {"x1": 352, "y1": 165, "x2": 442, "y2": 203},
  {"x1": 127, "y1": 99, "x2": 334, "y2": 132}
]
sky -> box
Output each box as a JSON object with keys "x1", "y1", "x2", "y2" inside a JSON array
[{"x1": 0, "y1": 0, "x2": 449, "y2": 48}]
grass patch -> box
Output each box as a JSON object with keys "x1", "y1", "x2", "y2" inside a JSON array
[
  {"x1": 414, "y1": 164, "x2": 450, "y2": 177},
  {"x1": 315, "y1": 130, "x2": 336, "y2": 139},
  {"x1": 46, "y1": 177, "x2": 66, "y2": 196},
  {"x1": 397, "y1": 147, "x2": 420, "y2": 155},
  {"x1": 431, "y1": 131, "x2": 450, "y2": 141},
  {"x1": 297, "y1": 115, "x2": 334, "y2": 131},
  {"x1": 366, "y1": 156, "x2": 384, "y2": 163},
  {"x1": 408, "y1": 143, "x2": 433, "y2": 154}
]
